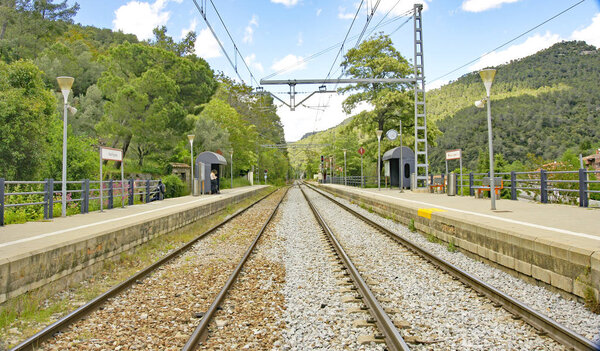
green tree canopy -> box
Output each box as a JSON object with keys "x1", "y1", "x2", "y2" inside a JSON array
[{"x1": 0, "y1": 59, "x2": 57, "y2": 179}]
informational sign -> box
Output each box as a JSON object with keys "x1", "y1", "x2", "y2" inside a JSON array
[
  {"x1": 101, "y1": 147, "x2": 123, "y2": 161},
  {"x1": 386, "y1": 129, "x2": 398, "y2": 141},
  {"x1": 358, "y1": 147, "x2": 365, "y2": 155},
  {"x1": 445, "y1": 149, "x2": 462, "y2": 160}
]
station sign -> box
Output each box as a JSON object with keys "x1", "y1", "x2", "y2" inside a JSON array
[
  {"x1": 445, "y1": 149, "x2": 462, "y2": 160},
  {"x1": 101, "y1": 147, "x2": 123, "y2": 161}
]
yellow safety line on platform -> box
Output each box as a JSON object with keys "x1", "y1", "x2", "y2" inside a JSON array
[
  {"x1": 417, "y1": 208, "x2": 447, "y2": 219},
  {"x1": 348, "y1": 187, "x2": 600, "y2": 242}
]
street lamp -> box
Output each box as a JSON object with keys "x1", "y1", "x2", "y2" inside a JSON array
[
  {"x1": 187, "y1": 135, "x2": 195, "y2": 195},
  {"x1": 475, "y1": 68, "x2": 497, "y2": 210},
  {"x1": 230, "y1": 150, "x2": 233, "y2": 190},
  {"x1": 343, "y1": 149, "x2": 347, "y2": 186},
  {"x1": 57, "y1": 76, "x2": 74, "y2": 217},
  {"x1": 376, "y1": 129, "x2": 383, "y2": 190}
]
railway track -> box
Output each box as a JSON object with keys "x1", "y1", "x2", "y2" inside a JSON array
[
  {"x1": 11, "y1": 188, "x2": 285, "y2": 351},
  {"x1": 303, "y1": 181, "x2": 598, "y2": 351}
]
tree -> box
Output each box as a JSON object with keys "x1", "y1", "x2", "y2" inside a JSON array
[
  {"x1": 340, "y1": 33, "x2": 412, "y2": 131},
  {"x1": 96, "y1": 42, "x2": 217, "y2": 168},
  {"x1": 151, "y1": 26, "x2": 196, "y2": 57},
  {"x1": 0, "y1": 60, "x2": 57, "y2": 180}
]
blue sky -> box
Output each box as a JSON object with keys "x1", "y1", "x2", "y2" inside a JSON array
[{"x1": 74, "y1": 0, "x2": 600, "y2": 141}]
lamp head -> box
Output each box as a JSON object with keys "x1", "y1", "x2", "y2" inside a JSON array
[
  {"x1": 474, "y1": 100, "x2": 485, "y2": 108},
  {"x1": 57, "y1": 76, "x2": 74, "y2": 103},
  {"x1": 187, "y1": 134, "x2": 195, "y2": 143},
  {"x1": 376, "y1": 129, "x2": 383, "y2": 140},
  {"x1": 479, "y1": 69, "x2": 496, "y2": 96}
]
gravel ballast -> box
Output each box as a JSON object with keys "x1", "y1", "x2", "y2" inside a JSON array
[
  {"x1": 304, "y1": 185, "x2": 568, "y2": 350},
  {"x1": 313, "y1": 185, "x2": 600, "y2": 345}
]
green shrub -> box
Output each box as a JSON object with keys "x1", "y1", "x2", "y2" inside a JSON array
[{"x1": 162, "y1": 175, "x2": 186, "y2": 198}]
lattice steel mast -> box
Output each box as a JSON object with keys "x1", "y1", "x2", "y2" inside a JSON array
[{"x1": 413, "y1": 3, "x2": 428, "y2": 187}]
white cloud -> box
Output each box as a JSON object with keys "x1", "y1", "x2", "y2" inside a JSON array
[
  {"x1": 426, "y1": 79, "x2": 450, "y2": 91},
  {"x1": 243, "y1": 15, "x2": 259, "y2": 44},
  {"x1": 462, "y1": 0, "x2": 521, "y2": 13},
  {"x1": 338, "y1": 6, "x2": 355, "y2": 20},
  {"x1": 571, "y1": 13, "x2": 600, "y2": 48},
  {"x1": 245, "y1": 54, "x2": 264, "y2": 73},
  {"x1": 378, "y1": 0, "x2": 429, "y2": 15},
  {"x1": 297, "y1": 32, "x2": 303, "y2": 46},
  {"x1": 113, "y1": 0, "x2": 172, "y2": 40},
  {"x1": 316, "y1": 8, "x2": 322, "y2": 16},
  {"x1": 271, "y1": 0, "x2": 299, "y2": 7},
  {"x1": 470, "y1": 32, "x2": 561, "y2": 71},
  {"x1": 277, "y1": 92, "x2": 372, "y2": 142},
  {"x1": 195, "y1": 27, "x2": 222, "y2": 59},
  {"x1": 180, "y1": 18, "x2": 197, "y2": 39},
  {"x1": 271, "y1": 54, "x2": 307, "y2": 73}
]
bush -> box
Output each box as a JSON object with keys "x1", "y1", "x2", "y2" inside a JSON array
[{"x1": 162, "y1": 175, "x2": 186, "y2": 198}]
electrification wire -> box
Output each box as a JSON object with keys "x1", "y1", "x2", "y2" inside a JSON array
[
  {"x1": 353, "y1": 0, "x2": 381, "y2": 48},
  {"x1": 260, "y1": 13, "x2": 410, "y2": 81},
  {"x1": 191, "y1": 0, "x2": 259, "y2": 87},
  {"x1": 207, "y1": 0, "x2": 260, "y2": 87},
  {"x1": 430, "y1": 0, "x2": 588, "y2": 84},
  {"x1": 324, "y1": 0, "x2": 365, "y2": 82}
]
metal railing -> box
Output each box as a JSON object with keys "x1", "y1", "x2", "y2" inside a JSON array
[
  {"x1": 320, "y1": 175, "x2": 379, "y2": 188},
  {"x1": 0, "y1": 178, "x2": 164, "y2": 226},
  {"x1": 452, "y1": 169, "x2": 599, "y2": 207}
]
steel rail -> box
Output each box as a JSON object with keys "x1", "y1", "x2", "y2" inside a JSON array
[
  {"x1": 183, "y1": 187, "x2": 289, "y2": 350},
  {"x1": 299, "y1": 185, "x2": 410, "y2": 351},
  {"x1": 10, "y1": 189, "x2": 277, "y2": 351},
  {"x1": 304, "y1": 182, "x2": 598, "y2": 351}
]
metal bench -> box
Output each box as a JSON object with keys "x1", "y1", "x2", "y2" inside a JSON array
[
  {"x1": 473, "y1": 177, "x2": 503, "y2": 198},
  {"x1": 429, "y1": 177, "x2": 445, "y2": 193}
]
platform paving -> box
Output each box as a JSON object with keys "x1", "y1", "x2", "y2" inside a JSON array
[
  {"x1": 0, "y1": 185, "x2": 269, "y2": 303},
  {"x1": 318, "y1": 183, "x2": 600, "y2": 299}
]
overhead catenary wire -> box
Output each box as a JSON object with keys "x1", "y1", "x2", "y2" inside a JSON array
[
  {"x1": 191, "y1": 0, "x2": 259, "y2": 87},
  {"x1": 430, "y1": 0, "x2": 588, "y2": 84}
]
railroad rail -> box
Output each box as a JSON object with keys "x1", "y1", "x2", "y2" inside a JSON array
[
  {"x1": 304, "y1": 181, "x2": 597, "y2": 351},
  {"x1": 299, "y1": 184, "x2": 410, "y2": 351},
  {"x1": 11, "y1": 188, "x2": 279, "y2": 351},
  {"x1": 183, "y1": 187, "x2": 289, "y2": 350}
]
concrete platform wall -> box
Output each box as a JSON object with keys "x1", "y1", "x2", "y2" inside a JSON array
[
  {"x1": 0, "y1": 188, "x2": 266, "y2": 304},
  {"x1": 319, "y1": 185, "x2": 598, "y2": 302}
]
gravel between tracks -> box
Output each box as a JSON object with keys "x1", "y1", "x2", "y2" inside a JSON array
[
  {"x1": 38, "y1": 190, "x2": 285, "y2": 350},
  {"x1": 312, "y1": 186, "x2": 600, "y2": 345},
  {"x1": 274, "y1": 186, "x2": 384, "y2": 350},
  {"x1": 304, "y1": 185, "x2": 567, "y2": 350}
]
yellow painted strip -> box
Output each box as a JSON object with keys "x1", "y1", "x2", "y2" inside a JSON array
[{"x1": 417, "y1": 208, "x2": 447, "y2": 219}]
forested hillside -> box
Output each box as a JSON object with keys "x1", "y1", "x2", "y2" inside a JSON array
[
  {"x1": 0, "y1": 1, "x2": 289, "y2": 185},
  {"x1": 427, "y1": 41, "x2": 600, "y2": 171}
]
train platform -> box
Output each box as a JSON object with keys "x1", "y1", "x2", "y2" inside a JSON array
[
  {"x1": 0, "y1": 185, "x2": 269, "y2": 303},
  {"x1": 317, "y1": 183, "x2": 600, "y2": 300}
]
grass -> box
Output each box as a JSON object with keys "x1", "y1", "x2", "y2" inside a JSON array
[
  {"x1": 447, "y1": 241, "x2": 457, "y2": 253},
  {"x1": 408, "y1": 219, "x2": 416, "y2": 232},
  {"x1": 0, "y1": 187, "x2": 274, "y2": 347},
  {"x1": 426, "y1": 233, "x2": 441, "y2": 244},
  {"x1": 576, "y1": 267, "x2": 600, "y2": 313}
]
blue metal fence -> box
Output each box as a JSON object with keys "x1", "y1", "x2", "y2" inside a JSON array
[{"x1": 0, "y1": 178, "x2": 164, "y2": 226}]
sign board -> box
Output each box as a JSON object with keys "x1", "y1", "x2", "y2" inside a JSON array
[
  {"x1": 386, "y1": 129, "x2": 398, "y2": 141},
  {"x1": 358, "y1": 147, "x2": 365, "y2": 155},
  {"x1": 101, "y1": 147, "x2": 123, "y2": 161},
  {"x1": 445, "y1": 149, "x2": 462, "y2": 160}
]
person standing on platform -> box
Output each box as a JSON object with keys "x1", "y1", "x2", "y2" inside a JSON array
[{"x1": 210, "y1": 169, "x2": 218, "y2": 194}]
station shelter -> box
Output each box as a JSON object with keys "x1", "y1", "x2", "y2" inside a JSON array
[
  {"x1": 194, "y1": 151, "x2": 228, "y2": 195},
  {"x1": 382, "y1": 146, "x2": 415, "y2": 189}
]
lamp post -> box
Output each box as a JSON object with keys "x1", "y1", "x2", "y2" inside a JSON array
[
  {"x1": 343, "y1": 149, "x2": 347, "y2": 186},
  {"x1": 57, "y1": 76, "x2": 74, "y2": 217},
  {"x1": 187, "y1": 135, "x2": 195, "y2": 195},
  {"x1": 230, "y1": 150, "x2": 233, "y2": 190},
  {"x1": 475, "y1": 68, "x2": 497, "y2": 210},
  {"x1": 376, "y1": 129, "x2": 383, "y2": 190}
]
